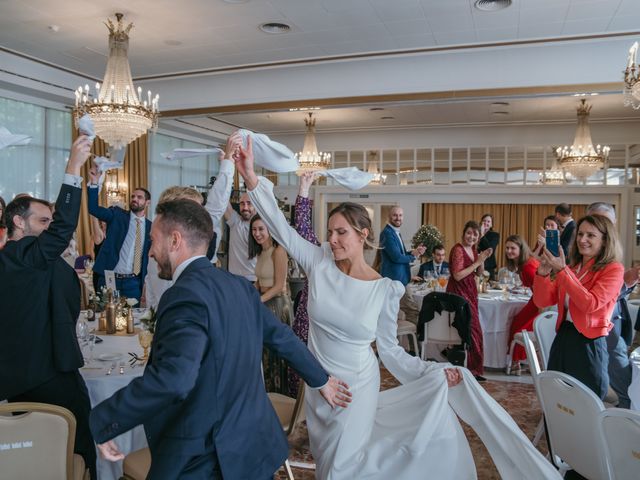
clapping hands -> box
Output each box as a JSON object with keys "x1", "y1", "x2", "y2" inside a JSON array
[
  {"x1": 478, "y1": 248, "x2": 493, "y2": 263},
  {"x1": 411, "y1": 245, "x2": 427, "y2": 258}
]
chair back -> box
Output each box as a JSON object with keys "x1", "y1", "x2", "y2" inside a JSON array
[
  {"x1": 0, "y1": 402, "x2": 77, "y2": 480},
  {"x1": 600, "y1": 408, "x2": 640, "y2": 480},
  {"x1": 533, "y1": 311, "x2": 558, "y2": 369},
  {"x1": 424, "y1": 312, "x2": 462, "y2": 345},
  {"x1": 268, "y1": 380, "x2": 306, "y2": 437},
  {"x1": 521, "y1": 331, "x2": 541, "y2": 382},
  {"x1": 537, "y1": 371, "x2": 610, "y2": 479}
]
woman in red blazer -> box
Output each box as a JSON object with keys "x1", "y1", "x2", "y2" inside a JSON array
[
  {"x1": 533, "y1": 214, "x2": 624, "y2": 399},
  {"x1": 504, "y1": 235, "x2": 540, "y2": 375}
]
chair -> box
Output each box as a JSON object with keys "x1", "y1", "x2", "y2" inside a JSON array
[
  {"x1": 537, "y1": 370, "x2": 611, "y2": 479},
  {"x1": 121, "y1": 448, "x2": 150, "y2": 480},
  {"x1": 0, "y1": 402, "x2": 89, "y2": 480},
  {"x1": 600, "y1": 408, "x2": 640, "y2": 480},
  {"x1": 268, "y1": 380, "x2": 308, "y2": 480},
  {"x1": 396, "y1": 310, "x2": 419, "y2": 356},
  {"x1": 505, "y1": 331, "x2": 530, "y2": 375},
  {"x1": 521, "y1": 332, "x2": 546, "y2": 448},
  {"x1": 533, "y1": 310, "x2": 558, "y2": 369},
  {"x1": 419, "y1": 311, "x2": 463, "y2": 361}
]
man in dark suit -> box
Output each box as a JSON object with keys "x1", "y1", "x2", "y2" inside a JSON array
[
  {"x1": 555, "y1": 202, "x2": 575, "y2": 257},
  {"x1": 379, "y1": 206, "x2": 425, "y2": 286},
  {"x1": 90, "y1": 200, "x2": 350, "y2": 479},
  {"x1": 0, "y1": 136, "x2": 95, "y2": 478},
  {"x1": 88, "y1": 165, "x2": 151, "y2": 301},
  {"x1": 418, "y1": 244, "x2": 449, "y2": 278}
]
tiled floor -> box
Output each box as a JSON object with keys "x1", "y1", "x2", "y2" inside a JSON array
[{"x1": 275, "y1": 367, "x2": 547, "y2": 480}]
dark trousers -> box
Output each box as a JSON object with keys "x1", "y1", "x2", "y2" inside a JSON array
[
  {"x1": 9, "y1": 371, "x2": 96, "y2": 480},
  {"x1": 548, "y1": 321, "x2": 609, "y2": 399},
  {"x1": 97, "y1": 274, "x2": 142, "y2": 301}
]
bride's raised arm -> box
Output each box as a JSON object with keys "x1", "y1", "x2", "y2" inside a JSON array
[{"x1": 236, "y1": 135, "x2": 324, "y2": 274}]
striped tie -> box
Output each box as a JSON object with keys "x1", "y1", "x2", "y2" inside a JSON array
[{"x1": 133, "y1": 219, "x2": 142, "y2": 275}]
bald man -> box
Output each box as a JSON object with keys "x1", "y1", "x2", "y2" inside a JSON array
[{"x1": 379, "y1": 206, "x2": 425, "y2": 286}]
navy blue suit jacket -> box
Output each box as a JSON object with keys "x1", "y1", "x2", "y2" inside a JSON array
[
  {"x1": 560, "y1": 219, "x2": 575, "y2": 257},
  {"x1": 89, "y1": 257, "x2": 328, "y2": 479},
  {"x1": 379, "y1": 224, "x2": 414, "y2": 285},
  {"x1": 418, "y1": 260, "x2": 449, "y2": 278},
  {"x1": 87, "y1": 186, "x2": 151, "y2": 279}
]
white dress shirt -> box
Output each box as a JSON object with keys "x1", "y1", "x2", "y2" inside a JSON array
[
  {"x1": 227, "y1": 211, "x2": 256, "y2": 281},
  {"x1": 114, "y1": 213, "x2": 146, "y2": 274}
]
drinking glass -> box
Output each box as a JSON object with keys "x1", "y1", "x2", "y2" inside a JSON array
[
  {"x1": 84, "y1": 258, "x2": 94, "y2": 275},
  {"x1": 138, "y1": 329, "x2": 153, "y2": 359},
  {"x1": 437, "y1": 275, "x2": 448, "y2": 290},
  {"x1": 87, "y1": 333, "x2": 96, "y2": 363}
]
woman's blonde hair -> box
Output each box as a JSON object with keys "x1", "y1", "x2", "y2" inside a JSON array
[
  {"x1": 568, "y1": 214, "x2": 622, "y2": 271},
  {"x1": 158, "y1": 186, "x2": 203, "y2": 205}
]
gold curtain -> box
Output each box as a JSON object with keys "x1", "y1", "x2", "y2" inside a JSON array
[
  {"x1": 422, "y1": 203, "x2": 587, "y2": 269},
  {"x1": 72, "y1": 124, "x2": 149, "y2": 256}
]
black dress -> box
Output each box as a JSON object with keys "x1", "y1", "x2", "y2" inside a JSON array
[{"x1": 478, "y1": 230, "x2": 499, "y2": 280}]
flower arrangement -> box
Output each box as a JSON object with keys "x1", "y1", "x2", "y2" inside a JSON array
[
  {"x1": 139, "y1": 306, "x2": 157, "y2": 334},
  {"x1": 411, "y1": 224, "x2": 445, "y2": 259}
]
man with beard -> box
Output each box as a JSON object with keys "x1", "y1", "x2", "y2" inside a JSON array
[
  {"x1": 90, "y1": 199, "x2": 350, "y2": 479},
  {"x1": 88, "y1": 166, "x2": 152, "y2": 300},
  {"x1": 0, "y1": 135, "x2": 96, "y2": 478},
  {"x1": 379, "y1": 206, "x2": 425, "y2": 286}
]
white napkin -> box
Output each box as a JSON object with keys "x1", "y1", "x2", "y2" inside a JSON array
[
  {"x1": 238, "y1": 129, "x2": 299, "y2": 173},
  {"x1": 161, "y1": 148, "x2": 223, "y2": 161},
  {"x1": 0, "y1": 126, "x2": 31, "y2": 150},
  {"x1": 77, "y1": 114, "x2": 96, "y2": 141},
  {"x1": 318, "y1": 167, "x2": 375, "y2": 191}
]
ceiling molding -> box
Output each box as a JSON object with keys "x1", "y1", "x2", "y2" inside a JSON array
[
  {"x1": 135, "y1": 30, "x2": 640, "y2": 82},
  {"x1": 0, "y1": 46, "x2": 100, "y2": 83},
  {"x1": 161, "y1": 82, "x2": 622, "y2": 118}
]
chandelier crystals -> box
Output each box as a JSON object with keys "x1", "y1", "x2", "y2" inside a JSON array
[
  {"x1": 73, "y1": 14, "x2": 158, "y2": 150},
  {"x1": 367, "y1": 151, "x2": 387, "y2": 185},
  {"x1": 296, "y1": 113, "x2": 331, "y2": 174},
  {"x1": 555, "y1": 99, "x2": 609, "y2": 181},
  {"x1": 624, "y1": 42, "x2": 640, "y2": 109}
]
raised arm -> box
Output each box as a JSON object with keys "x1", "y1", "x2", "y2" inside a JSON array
[
  {"x1": 236, "y1": 135, "x2": 323, "y2": 273},
  {"x1": 19, "y1": 136, "x2": 92, "y2": 267},
  {"x1": 87, "y1": 163, "x2": 114, "y2": 223},
  {"x1": 205, "y1": 158, "x2": 235, "y2": 258},
  {"x1": 295, "y1": 172, "x2": 320, "y2": 246}
]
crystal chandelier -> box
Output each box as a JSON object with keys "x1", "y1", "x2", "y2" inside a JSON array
[
  {"x1": 542, "y1": 167, "x2": 564, "y2": 185},
  {"x1": 554, "y1": 99, "x2": 609, "y2": 181},
  {"x1": 367, "y1": 151, "x2": 387, "y2": 185},
  {"x1": 104, "y1": 170, "x2": 127, "y2": 206},
  {"x1": 296, "y1": 113, "x2": 331, "y2": 174},
  {"x1": 73, "y1": 14, "x2": 158, "y2": 150},
  {"x1": 623, "y1": 42, "x2": 640, "y2": 109}
]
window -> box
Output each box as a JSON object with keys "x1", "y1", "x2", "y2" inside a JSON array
[{"x1": 0, "y1": 96, "x2": 71, "y2": 202}]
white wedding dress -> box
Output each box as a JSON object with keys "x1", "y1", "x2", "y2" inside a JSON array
[{"x1": 249, "y1": 178, "x2": 560, "y2": 480}]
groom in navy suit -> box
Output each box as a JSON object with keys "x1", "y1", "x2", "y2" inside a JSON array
[
  {"x1": 90, "y1": 200, "x2": 350, "y2": 479},
  {"x1": 379, "y1": 206, "x2": 425, "y2": 286}
]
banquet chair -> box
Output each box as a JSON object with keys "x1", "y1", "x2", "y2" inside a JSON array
[
  {"x1": 533, "y1": 311, "x2": 558, "y2": 369},
  {"x1": 0, "y1": 402, "x2": 89, "y2": 480},
  {"x1": 600, "y1": 408, "x2": 640, "y2": 480},
  {"x1": 121, "y1": 447, "x2": 150, "y2": 480},
  {"x1": 396, "y1": 310, "x2": 419, "y2": 356},
  {"x1": 269, "y1": 379, "x2": 308, "y2": 480},
  {"x1": 521, "y1": 332, "x2": 549, "y2": 449},
  {"x1": 419, "y1": 311, "x2": 463, "y2": 362},
  {"x1": 537, "y1": 371, "x2": 611, "y2": 479}
]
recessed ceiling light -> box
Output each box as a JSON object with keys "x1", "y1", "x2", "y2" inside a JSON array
[
  {"x1": 259, "y1": 22, "x2": 291, "y2": 34},
  {"x1": 380, "y1": 116, "x2": 395, "y2": 120},
  {"x1": 474, "y1": 0, "x2": 512, "y2": 12},
  {"x1": 48, "y1": 25, "x2": 60, "y2": 32},
  {"x1": 492, "y1": 111, "x2": 510, "y2": 115},
  {"x1": 164, "y1": 39, "x2": 182, "y2": 46},
  {"x1": 491, "y1": 102, "x2": 510, "y2": 106},
  {"x1": 370, "y1": 107, "x2": 384, "y2": 111}
]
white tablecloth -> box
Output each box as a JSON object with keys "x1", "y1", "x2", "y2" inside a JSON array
[
  {"x1": 80, "y1": 325, "x2": 148, "y2": 480},
  {"x1": 630, "y1": 347, "x2": 640, "y2": 412},
  {"x1": 408, "y1": 285, "x2": 529, "y2": 369}
]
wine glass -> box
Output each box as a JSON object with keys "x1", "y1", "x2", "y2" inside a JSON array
[
  {"x1": 87, "y1": 333, "x2": 96, "y2": 363},
  {"x1": 76, "y1": 318, "x2": 89, "y2": 346},
  {"x1": 138, "y1": 329, "x2": 153, "y2": 359},
  {"x1": 498, "y1": 269, "x2": 510, "y2": 300}
]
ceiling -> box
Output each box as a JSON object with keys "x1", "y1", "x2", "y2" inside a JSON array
[
  {"x1": 163, "y1": 92, "x2": 635, "y2": 136},
  {"x1": 0, "y1": 0, "x2": 638, "y2": 79}
]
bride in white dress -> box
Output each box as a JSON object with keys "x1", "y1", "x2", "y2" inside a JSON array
[{"x1": 236, "y1": 136, "x2": 560, "y2": 480}]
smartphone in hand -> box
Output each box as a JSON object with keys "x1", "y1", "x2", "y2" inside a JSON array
[{"x1": 545, "y1": 229, "x2": 560, "y2": 257}]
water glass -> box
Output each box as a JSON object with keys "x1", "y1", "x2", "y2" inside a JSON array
[{"x1": 76, "y1": 318, "x2": 89, "y2": 346}]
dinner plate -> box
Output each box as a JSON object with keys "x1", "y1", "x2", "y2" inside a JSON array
[{"x1": 98, "y1": 353, "x2": 123, "y2": 362}]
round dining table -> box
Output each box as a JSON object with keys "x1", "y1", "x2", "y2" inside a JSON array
[
  {"x1": 407, "y1": 284, "x2": 530, "y2": 369},
  {"x1": 80, "y1": 315, "x2": 149, "y2": 480}
]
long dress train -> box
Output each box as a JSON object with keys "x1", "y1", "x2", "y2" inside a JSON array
[{"x1": 249, "y1": 177, "x2": 560, "y2": 480}]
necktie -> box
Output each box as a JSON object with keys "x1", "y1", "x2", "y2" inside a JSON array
[{"x1": 133, "y1": 219, "x2": 142, "y2": 275}]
